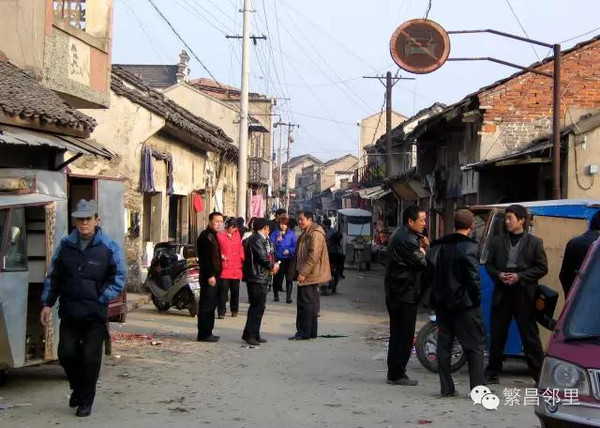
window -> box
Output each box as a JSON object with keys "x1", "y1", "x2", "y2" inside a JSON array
[
  {"x1": 53, "y1": 0, "x2": 86, "y2": 31},
  {"x1": 564, "y1": 248, "x2": 600, "y2": 338},
  {"x1": 1, "y1": 208, "x2": 27, "y2": 271}
]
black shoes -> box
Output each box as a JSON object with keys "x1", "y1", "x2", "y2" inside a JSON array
[
  {"x1": 231, "y1": 312, "x2": 238, "y2": 317},
  {"x1": 274, "y1": 296, "x2": 280, "y2": 302},
  {"x1": 243, "y1": 337, "x2": 260, "y2": 346},
  {"x1": 76, "y1": 404, "x2": 92, "y2": 417},
  {"x1": 440, "y1": 390, "x2": 458, "y2": 397},
  {"x1": 288, "y1": 335, "x2": 310, "y2": 341},
  {"x1": 286, "y1": 299, "x2": 293, "y2": 304},
  {"x1": 485, "y1": 375, "x2": 499, "y2": 385},
  {"x1": 69, "y1": 393, "x2": 79, "y2": 408},
  {"x1": 257, "y1": 337, "x2": 267, "y2": 343},
  {"x1": 197, "y1": 335, "x2": 220, "y2": 342},
  {"x1": 387, "y1": 376, "x2": 419, "y2": 386}
]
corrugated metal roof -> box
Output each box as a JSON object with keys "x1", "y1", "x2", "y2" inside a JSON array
[
  {"x1": 0, "y1": 124, "x2": 114, "y2": 159},
  {"x1": 0, "y1": 192, "x2": 65, "y2": 208}
]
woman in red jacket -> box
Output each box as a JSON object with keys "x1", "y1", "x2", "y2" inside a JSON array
[{"x1": 217, "y1": 218, "x2": 245, "y2": 318}]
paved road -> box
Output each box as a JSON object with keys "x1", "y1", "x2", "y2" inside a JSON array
[{"x1": 0, "y1": 266, "x2": 540, "y2": 427}]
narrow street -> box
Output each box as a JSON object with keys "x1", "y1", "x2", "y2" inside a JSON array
[{"x1": 2, "y1": 267, "x2": 539, "y2": 428}]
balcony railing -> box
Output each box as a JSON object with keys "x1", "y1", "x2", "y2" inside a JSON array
[
  {"x1": 53, "y1": 0, "x2": 86, "y2": 31},
  {"x1": 249, "y1": 157, "x2": 270, "y2": 185},
  {"x1": 354, "y1": 163, "x2": 386, "y2": 186}
]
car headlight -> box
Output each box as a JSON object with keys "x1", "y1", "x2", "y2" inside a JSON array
[{"x1": 538, "y1": 357, "x2": 591, "y2": 396}]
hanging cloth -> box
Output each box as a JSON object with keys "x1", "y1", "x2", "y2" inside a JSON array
[
  {"x1": 151, "y1": 150, "x2": 174, "y2": 195},
  {"x1": 192, "y1": 192, "x2": 204, "y2": 212},
  {"x1": 140, "y1": 146, "x2": 155, "y2": 193}
]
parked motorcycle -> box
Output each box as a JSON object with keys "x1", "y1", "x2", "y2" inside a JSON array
[{"x1": 145, "y1": 242, "x2": 200, "y2": 317}]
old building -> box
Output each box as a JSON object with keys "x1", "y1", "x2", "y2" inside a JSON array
[
  {"x1": 68, "y1": 67, "x2": 237, "y2": 290},
  {"x1": 118, "y1": 53, "x2": 275, "y2": 217},
  {"x1": 358, "y1": 110, "x2": 406, "y2": 169},
  {"x1": 297, "y1": 154, "x2": 357, "y2": 213},
  {"x1": 385, "y1": 36, "x2": 600, "y2": 238}
]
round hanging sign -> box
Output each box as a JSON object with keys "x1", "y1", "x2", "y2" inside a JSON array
[{"x1": 390, "y1": 19, "x2": 451, "y2": 74}]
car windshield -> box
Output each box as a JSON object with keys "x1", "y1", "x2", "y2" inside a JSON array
[{"x1": 564, "y1": 246, "x2": 600, "y2": 339}]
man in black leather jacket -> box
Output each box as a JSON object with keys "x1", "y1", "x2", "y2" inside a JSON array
[
  {"x1": 196, "y1": 212, "x2": 224, "y2": 342},
  {"x1": 384, "y1": 205, "x2": 428, "y2": 386},
  {"x1": 427, "y1": 209, "x2": 485, "y2": 396},
  {"x1": 242, "y1": 218, "x2": 278, "y2": 345}
]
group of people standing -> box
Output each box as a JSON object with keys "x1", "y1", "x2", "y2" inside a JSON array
[
  {"x1": 385, "y1": 204, "x2": 549, "y2": 396},
  {"x1": 195, "y1": 209, "x2": 332, "y2": 346}
]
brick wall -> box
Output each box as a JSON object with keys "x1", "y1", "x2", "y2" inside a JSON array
[{"x1": 478, "y1": 38, "x2": 600, "y2": 156}]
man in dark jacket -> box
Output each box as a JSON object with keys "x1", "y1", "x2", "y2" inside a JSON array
[
  {"x1": 242, "y1": 218, "x2": 278, "y2": 345},
  {"x1": 484, "y1": 204, "x2": 548, "y2": 384},
  {"x1": 40, "y1": 199, "x2": 126, "y2": 417},
  {"x1": 196, "y1": 212, "x2": 224, "y2": 342},
  {"x1": 559, "y1": 210, "x2": 600, "y2": 297},
  {"x1": 427, "y1": 209, "x2": 485, "y2": 396},
  {"x1": 384, "y1": 205, "x2": 428, "y2": 386}
]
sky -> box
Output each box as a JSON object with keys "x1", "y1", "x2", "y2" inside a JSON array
[{"x1": 112, "y1": 0, "x2": 600, "y2": 161}]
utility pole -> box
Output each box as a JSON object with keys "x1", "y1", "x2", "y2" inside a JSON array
[
  {"x1": 228, "y1": 1, "x2": 267, "y2": 219},
  {"x1": 274, "y1": 121, "x2": 299, "y2": 211},
  {"x1": 363, "y1": 72, "x2": 414, "y2": 176}
]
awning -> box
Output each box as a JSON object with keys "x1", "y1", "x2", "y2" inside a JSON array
[
  {"x1": 356, "y1": 186, "x2": 392, "y2": 200},
  {"x1": 0, "y1": 193, "x2": 65, "y2": 208},
  {"x1": 0, "y1": 124, "x2": 114, "y2": 159},
  {"x1": 462, "y1": 141, "x2": 552, "y2": 171}
]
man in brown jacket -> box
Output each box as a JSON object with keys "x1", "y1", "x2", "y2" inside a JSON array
[{"x1": 289, "y1": 210, "x2": 331, "y2": 340}]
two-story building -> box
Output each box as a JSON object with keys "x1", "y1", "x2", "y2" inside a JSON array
[{"x1": 117, "y1": 53, "x2": 275, "y2": 218}]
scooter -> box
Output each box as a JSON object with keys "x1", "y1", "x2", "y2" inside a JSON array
[{"x1": 144, "y1": 242, "x2": 200, "y2": 317}]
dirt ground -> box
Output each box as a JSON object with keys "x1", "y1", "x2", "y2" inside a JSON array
[{"x1": 1, "y1": 266, "x2": 541, "y2": 427}]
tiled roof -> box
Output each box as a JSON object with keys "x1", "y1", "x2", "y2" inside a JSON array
[
  {"x1": 189, "y1": 78, "x2": 266, "y2": 101},
  {"x1": 0, "y1": 60, "x2": 96, "y2": 134},
  {"x1": 111, "y1": 66, "x2": 236, "y2": 154},
  {"x1": 114, "y1": 64, "x2": 179, "y2": 88}
]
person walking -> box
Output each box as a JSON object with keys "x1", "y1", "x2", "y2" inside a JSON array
[
  {"x1": 40, "y1": 199, "x2": 126, "y2": 417},
  {"x1": 323, "y1": 218, "x2": 345, "y2": 280},
  {"x1": 242, "y1": 218, "x2": 278, "y2": 346},
  {"x1": 217, "y1": 218, "x2": 244, "y2": 318},
  {"x1": 559, "y1": 210, "x2": 600, "y2": 297},
  {"x1": 270, "y1": 217, "x2": 297, "y2": 303},
  {"x1": 196, "y1": 212, "x2": 224, "y2": 342},
  {"x1": 384, "y1": 206, "x2": 428, "y2": 386},
  {"x1": 288, "y1": 210, "x2": 330, "y2": 340},
  {"x1": 427, "y1": 209, "x2": 485, "y2": 397},
  {"x1": 484, "y1": 204, "x2": 548, "y2": 384}
]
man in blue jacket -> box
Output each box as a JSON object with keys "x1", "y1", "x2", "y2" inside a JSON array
[{"x1": 40, "y1": 199, "x2": 126, "y2": 417}]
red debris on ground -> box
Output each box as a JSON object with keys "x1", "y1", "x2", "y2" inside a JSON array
[{"x1": 110, "y1": 331, "x2": 154, "y2": 341}]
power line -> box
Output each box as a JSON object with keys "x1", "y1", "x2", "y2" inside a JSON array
[
  {"x1": 558, "y1": 27, "x2": 600, "y2": 44},
  {"x1": 424, "y1": 0, "x2": 433, "y2": 19},
  {"x1": 505, "y1": 0, "x2": 542, "y2": 62},
  {"x1": 278, "y1": 3, "x2": 374, "y2": 115},
  {"x1": 146, "y1": 0, "x2": 222, "y2": 84}
]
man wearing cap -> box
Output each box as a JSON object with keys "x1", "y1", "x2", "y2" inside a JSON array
[
  {"x1": 484, "y1": 204, "x2": 548, "y2": 384},
  {"x1": 426, "y1": 209, "x2": 485, "y2": 397},
  {"x1": 40, "y1": 199, "x2": 126, "y2": 417}
]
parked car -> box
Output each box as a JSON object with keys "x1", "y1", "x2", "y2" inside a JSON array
[{"x1": 535, "y1": 240, "x2": 600, "y2": 427}]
